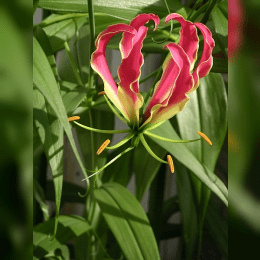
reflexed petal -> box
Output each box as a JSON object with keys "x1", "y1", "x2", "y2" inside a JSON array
[
  {"x1": 118, "y1": 14, "x2": 160, "y2": 124},
  {"x1": 165, "y1": 13, "x2": 199, "y2": 69},
  {"x1": 90, "y1": 24, "x2": 137, "y2": 121},
  {"x1": 191, "y1": 23, "x2": 215, "y2": 91},
  {"x1": 143, "y1": 43, "x2": 193, "y2": 129}
]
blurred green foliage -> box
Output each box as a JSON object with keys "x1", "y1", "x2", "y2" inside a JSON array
[{"x1": 0, "y1": 0, "x2": 32, "y2": 259}]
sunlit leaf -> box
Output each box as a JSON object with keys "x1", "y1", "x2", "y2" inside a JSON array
[
  {"x1": 33, "y1": 215, "x2": 91, "y2": 259},
  {"x1": 33, "y1": 37, "x2": 89, "y2": 186},
  {"x1": 38, "y1": 0, "x2": 186, "y2": 21}
]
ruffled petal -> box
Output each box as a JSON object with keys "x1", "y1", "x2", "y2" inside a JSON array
[
  {"x1": 142, "y1": 43, "x2": 193, "y2": 129},
  {"x1": 165, "y1": 13, "x2": 199, "y2": 69},
  {"x1": 90, "y1": 24, "x2": 137, "y2": 121},
  {"x1": 118, "y1": 14, "x2": 160, "y2": 124},
  {"x1": 191, "y1": 23, "x2": 215, "y2": 91}
]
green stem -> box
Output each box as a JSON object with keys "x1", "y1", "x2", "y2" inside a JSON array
[
  {"x1": 151, "y1": 0, "x2": 174, "y2": 44},
  {"x1": 103, "y1": 95, "x2": 128, "y2": 124},
  {"x1": 139, "y1": 134, "x2": 167, "y2": 164},
  {"x1": 82, "y1": 147, "x2": 134, "y2": 180},
  {"x1": 106, "y1": 132, "x2": 135, "y2": 150},
  {"x1": 74, "y1": 121, "x2": 131, "y2": 134},
  {"x1": 63, "y1": 41, "x2": 84, "y2": 86},
  {"x1": 144, "y1": 131, "x2": 201, "y2": 143},
  {"x1": 88, "y1": 110, "x2": 95, "y2": 170},
  {"x1": 88, "y1": 0, "x2": 95, "y2": 89},
  {"x1": 155, "y1": 29, "x2": 178, "y2": 42},
  {"x1": 139, "y1": 67, "x2": 161, "y2": 84}
]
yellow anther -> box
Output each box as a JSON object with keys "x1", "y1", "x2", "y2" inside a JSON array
[
  {"x1": 167, "y1": 155, "x2": 174, "y2": 173},
  {"x1": 97, "y1": 139, "x2": 111, "y2": 155},
  {"x1": 68, "y1": 116, "x2": 80, "y2": 122},
  {"x1": 98, "y1": 91, "x2": 106, "y2": 95},
  {"x1": 197, "y1": 131, "x2": 212, "y2": 146}
]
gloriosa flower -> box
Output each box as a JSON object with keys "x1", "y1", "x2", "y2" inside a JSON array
[{"x1": 70, "y1": 13, "x2": 214, "y2": 177}]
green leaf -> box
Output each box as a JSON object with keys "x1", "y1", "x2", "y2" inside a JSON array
[
  {"x1": 148, "y1": 120, "x2": 228, "y2": 206},
  {"x1": 147, "y1": 162, "x2": 166, "y2": 244},
  {"x1": 176, "y1": 72, "x2": 227, "y2": 258},
  {"x1": 33, "y1": 215, "x2": 91, "y2": 259},
  {"x1": 211, "y1": 5, "x2": 228, "y2": 58},
  {"x1": 94, "y1": 182, "x2": 160, "y2": 260},
  {"x1": 33, "y1": 178, "x2": 50, "y2": 221},
  {"x1": 38, "y1": 0, "x2": 185, "y2": 21},
  {"x1": 175, "y1": 160, "x2": 199, "y2": 259},
  {"x1": 33, "y1": 29, "x2": 64, "y2": 238},
  {"x1": 33, "y1": 0, "x2": 40, "y2": 14},
  {"x1": 60, "y1": 81, "x2": 86, "y2": 114},
  {"x1": 162, "y1": 195, "x2": 179, "y2": 224},
  {"x1": 102, "y1": 143, "x2": 134, "y2": 186},
  {"x1": 57, "y1": 24, "x2": 90, "y2": 85},
  {"x1": 33, "y1": 37, "x2": 89, "y2": 184},
  {"x1": 134, "y1": 138, "x2": 166, "y2": 201},
  {"x1": 211, "y1": 57, "x2": 228, "y2": 73},
  {"x1": 43, "y1": 245, "x2": 70, "y2": 260},
  {"x1": 205, "y1": 197, "x2": 228, "y2": 258},
  {"x1": 45, "y1": 180, "x2": 86, "y2": 203},
  {"x1": 75, "y1": 109, "x2": 115, "y2": 171},
  {"x1": 41, "y1": 14, "x2": 86, "y2": 52}
]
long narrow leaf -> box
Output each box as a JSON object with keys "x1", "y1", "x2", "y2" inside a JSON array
[
  {"x1": 33, "y1": 37, "x2": 89, "y2": 184},
  {"x1": 94, "y1": 182, "x2": 160, "y2": 260},
  {"x1": 148, "y1": 120, "x2": 228, "y2": 206},
  {"x1": 34, "y1": 28, "x2": 65, "y2": 238}
]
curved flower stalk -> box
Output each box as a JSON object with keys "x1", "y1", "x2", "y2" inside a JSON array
[{"x1": 70, "y1": 13, "x2": 215, "y2": 179}]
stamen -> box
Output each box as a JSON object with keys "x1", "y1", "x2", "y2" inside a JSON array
[
  {"x1": 98, "y1": 91, "x2": 106, "y2": 95},
  {"x1": 68, "y1": 116, "x2": 80, "y2": 122},
  {"x1": 167, "y1": 155, "x2": 174, "y2": 173},
  {"x1": 197, "y1": 131, "x2": 212, "y2": 146},
  {"x1": 97, "y1": 139, "x2": 111, "y2": 155}
]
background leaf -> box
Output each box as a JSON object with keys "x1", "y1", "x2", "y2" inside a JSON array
[
  {"x1": 33, "y1": 215, "x2": 91, "y2": 259},
  {"x1": 211, "y1": 4, "x2": 228, "y2": 58},
  {"x1": 38, "y1": 0, "x2": 186, "y2": 21},
  {"x1": 134, "y1": 138, "x2": 166, "y2": 201},
  {"x1": 94, "y1": 182, "x2": 160, "y2": 260}
]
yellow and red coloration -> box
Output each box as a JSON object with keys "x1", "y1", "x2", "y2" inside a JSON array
[{"x1": 91, "y1": 13, "x2": 214, "y2": 130}]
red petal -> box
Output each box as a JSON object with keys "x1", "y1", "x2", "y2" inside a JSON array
[
  {"x1": 143, "y1": 43, "x2": 193, "y2": 129},
  {"x1": 91, "y1": 24, "x2": 137, "y2": 121},
  {"x1": 165, "y1": 13, "x2": 199, "y2": 69},
  {"x1": 191, "y1": 23, "x2": 215, "y2": 90},
  {"x1": 118, "y1": 14, "x2": 160, "y2": 123}
]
